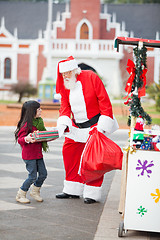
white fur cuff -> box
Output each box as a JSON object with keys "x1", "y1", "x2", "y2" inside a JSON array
[
  {"x1": 97, "y1": 115, "x2": 119, "y2": 134},
  {"x1": 57, "y1": 116, "x2": 72, "y2": 129},
  {"x1": 63, "y1": 180, "x2": 84, "y2": 195},
  {"x1": 97, "y1": 115, "x2": 114, "y2": 133},
  {"x1": 59, "y1": 59, "x2": 78, "y2": 73},
  {"x1": 83, "y1": 185, "x2": 102, "y2": 201}
]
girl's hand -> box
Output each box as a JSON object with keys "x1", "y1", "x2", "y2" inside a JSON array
[{"x1": 25, "y1": 133, "x2": 35, "y2": 143}]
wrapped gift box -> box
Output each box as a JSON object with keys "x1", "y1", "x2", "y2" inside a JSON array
[
  {"x1": 140, "y1": 136, "x2": 152, "y2": 150},
  {"x1": 31, "y1": 129, "x2": 59, "y2": 142}
]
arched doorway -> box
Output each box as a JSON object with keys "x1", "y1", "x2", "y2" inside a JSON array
[{"x1": 80, "y1": 23, "x2": 89, "y2": 39}]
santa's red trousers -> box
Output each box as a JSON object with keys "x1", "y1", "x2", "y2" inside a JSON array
[{"x1": 62, "y1": 137, "x2": 103, "y2": 187}]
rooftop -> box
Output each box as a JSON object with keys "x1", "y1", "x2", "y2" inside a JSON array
[{"x1": 0, "y1": 1, "x2": 159, "y2": 40}]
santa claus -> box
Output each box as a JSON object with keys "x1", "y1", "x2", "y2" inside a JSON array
[{"x1": 55, "y1": 56, "x2": 118, "y2": 204}]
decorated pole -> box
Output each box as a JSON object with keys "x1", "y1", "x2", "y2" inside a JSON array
[
  {"x1": 125, "y1": 41, "x2": 152, "y2": 127},
  {"x1": 114, "y1": 37, "x2": 160, "y2": 150}
]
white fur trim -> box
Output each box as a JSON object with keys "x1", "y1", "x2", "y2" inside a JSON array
[
  {"x1": 97, "y1": 115, "x2": 119, "y2": 134},
  {"x1": 59, "y1": 59, "x2": 78, "y2": 73},
  {"x1": 57, "y1": 125, "x2": 66, "y2": 138},
  {"x1": 83, "y1": 185, "x2": 102, "y2": 201},
  {"x1": 63, "y1": 180, "x2": 84, "y2": 195},
  {"x1": 66, "y1": 126, "x2": 90, "y2": 143},
  {"x1": 54, "y1": 93, "x2": 61, "y2": 100},
  {"x1": 112, "y1": 115, "x2": 119, "y2": 133},
  {"x1": 57, "y1": 116, "x2": 72, "y2": 130}
]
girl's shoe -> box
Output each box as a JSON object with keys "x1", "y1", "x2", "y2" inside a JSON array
[
  {"x1": 16, "y1": 188, "x2": 30, "y2": 204},
  {"x1": 30, "y1": 185, "x2": 43, "y2": 202}
]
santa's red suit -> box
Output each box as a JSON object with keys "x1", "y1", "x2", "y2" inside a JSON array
[{"x1": 56, "y1": 57, "x2": 118, "y2": 201}]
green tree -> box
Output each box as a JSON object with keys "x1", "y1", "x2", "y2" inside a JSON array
[
  {"x1": 0, "y1": 0, "x2": 74, "y2": 1},
  {"x1": 1, "y1": 0, "x2": 159, "y2": 2},
  {"x1": 103, "y1": 0, "x2": 160, "y2": 3},
  {"x1": 11, "y1": 82, "x2": 37, "y2": 103},
  {"x1": 146, "y1": 81, "x2": 160, "y2": 112}
]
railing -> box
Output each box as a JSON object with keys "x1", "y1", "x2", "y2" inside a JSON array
[{"x1": 49, "y1": 39, "x2": 120, "y2": 58}]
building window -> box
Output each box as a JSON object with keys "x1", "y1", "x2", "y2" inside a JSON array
[
  {"x1": 4, "y1": 58, "x2": 11, "y2": 79},
  {"x1": 80, "y1": 23, "x2": 89, "y2": 39}
]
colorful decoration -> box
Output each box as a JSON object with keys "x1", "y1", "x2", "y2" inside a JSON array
[
  {"x1": 133, "y1": 117, "x2": 145, "y2": 149},
  {"x1": 139, "y1": 67, "x2": 147, "y2": 97},
  {"x1": 136, "y1": 159, "x2": 154, "y2": 178},
  {"x1": 151, "y1": 189, "x2": 160, "y2": 203},
  {"x1": 133, "y1": 133, "x2": 144, "y2": 141},
  {"x1": 134, "y1": 116, "x2": 144, "y2": 131},
  {"x1": 153, "y1": 142, "x2": 160, "y2": 151},
  {"x1": 140, "y1": 137, "x2": 152, "y2": 150},
  {"x1": 123, "y1": 145, "x2": 135, "y2": 154},
  {"x1": 137, "y1": 206, "x2": 147, "y2": 217},
  {"x1": 152, "y1": 135, "x2": 160, "y2": 151},
  {"x1": 124, "y1": 97, "x2": 132, "y2": 105},
  {"x1": 133, "y1": 140, "x2": 143, "y2": 149},
  {"x1": 124, "y1": 59, "x2": 136, "y2": 97}
]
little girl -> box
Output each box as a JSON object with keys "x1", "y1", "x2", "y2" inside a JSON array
[{"x1": 15, "y1": 100, "x2": 48, "y2": 204}]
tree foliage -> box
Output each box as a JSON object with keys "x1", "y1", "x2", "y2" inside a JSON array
[
  {"x1": 11, "y1": 82, "x2": 37, "y2": 103},
  {"x1": 4, "y1": 0, "x2": 63, "y2": 1},
  {"x1": 146, "y1": 82, "x2": 160, "y2": 112},
  {"x1": 103, "y1": 0, "x2": 160, "y2": 3}
]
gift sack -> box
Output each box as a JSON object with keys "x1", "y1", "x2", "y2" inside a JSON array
[
  {"x1": 79, "y1": 128, "x2": 123, "y2": 183},
  {"x1": 31, "y1": 129, "x2": 59, "y2": 142}
]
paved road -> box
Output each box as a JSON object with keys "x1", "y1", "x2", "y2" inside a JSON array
[
  {"x1": 1, "y1": 127, "x2": 159, "y2": 240},
  {"x1": 0, "y1": 127, "x2": 127, "y2": 240}
]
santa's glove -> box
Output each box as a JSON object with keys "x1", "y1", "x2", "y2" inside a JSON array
[{"x1": 57, "y1": 124, "x2": 67, "y2": 138}]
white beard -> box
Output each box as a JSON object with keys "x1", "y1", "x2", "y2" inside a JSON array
[{"x1": 64, "y1": 75, "x2": 76, "y2": 90}]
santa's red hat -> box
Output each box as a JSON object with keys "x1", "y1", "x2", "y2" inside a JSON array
[{"x1": 56, "y1": 56, "x2": 78, "y2": 94}]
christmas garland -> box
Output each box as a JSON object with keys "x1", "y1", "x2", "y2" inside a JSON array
[
  {"x1": 133, "y1": 46, "x2": 147, "y2": 89},
  {"x1": 127, "y1": 95, "x2": 152, "y2": 126},
  {"x1": 124, "y1": 45, "x2": 152, "y2": 126}
]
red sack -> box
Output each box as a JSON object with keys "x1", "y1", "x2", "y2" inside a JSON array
[{"x1": 79, "y1": 127, "x2": 123, "y2": 183}]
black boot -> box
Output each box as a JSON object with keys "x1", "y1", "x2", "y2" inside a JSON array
[
  {"x1": 84, "y1": 198, "x2": 96, "y2": 204},
  {"x1": 56, "y1": 192, "x2": 80, "y2": 199}
]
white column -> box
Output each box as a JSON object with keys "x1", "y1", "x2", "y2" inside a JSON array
[
  {"x1": 154, "y1": 49, "x2": 160, "y2": 84},
  {"x1": 30, "y1": 42, "x2": 38, "y2": 86},
  {"x1": 154, "y1": 32, "x2": 160, "y2": 84},
  {"x1": 46, "y1": 0, "x2": 53, "y2": 80},
  {"x1": 0, "y1": 57, "x2": 4, "y2": 87}
]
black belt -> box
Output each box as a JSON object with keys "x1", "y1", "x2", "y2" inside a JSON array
[{"x1": 72, "y1": 113, "x2": 100, "y2": 129}]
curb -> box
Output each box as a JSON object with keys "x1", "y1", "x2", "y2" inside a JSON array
[{"x1": 94, "y1": 170, "x2": 121, "y2": 240}]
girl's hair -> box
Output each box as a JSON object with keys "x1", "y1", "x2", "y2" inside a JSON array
[{"x1": 15, "y1": 100, "x2": 40, "y2": 142}]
